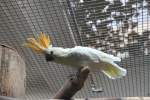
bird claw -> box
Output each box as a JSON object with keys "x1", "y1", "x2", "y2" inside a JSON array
[
  {"x1": 67, "y1": 71, "x2": 81, "y2": 80},
  {"x1": 67, "y1": 74, "x2": 77, "y2": 79}
]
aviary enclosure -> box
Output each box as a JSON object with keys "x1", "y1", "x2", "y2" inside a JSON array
[{"x1": 0, "y1": 0, "x2": 150, "y2": 99}]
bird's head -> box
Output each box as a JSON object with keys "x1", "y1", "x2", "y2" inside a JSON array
[
  {"x1": 23, "y1": 32, "x2": 52, "y2": 54},
  {"x1": 23, "y1": 32, "x2": 67, "y2": 61}
]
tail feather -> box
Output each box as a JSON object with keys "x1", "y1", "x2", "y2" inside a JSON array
[{"x1": 102, "y1": 62, "x2": 127, "y2": 79}]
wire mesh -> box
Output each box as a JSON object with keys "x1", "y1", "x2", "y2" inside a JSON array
[{"x1": 0, "y1": 0, "x2": 150, "y2": 99}]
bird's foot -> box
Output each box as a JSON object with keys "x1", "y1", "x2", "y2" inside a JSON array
[
  {"x1": 67, "y1": 67, "x2": 83, "y2": 80},
  {"x1": 67, "y1": 74, "x2": 77, "y2": 80},
  {"x1": 76, "y1": 67, "x2": 84, "y2": 79}
]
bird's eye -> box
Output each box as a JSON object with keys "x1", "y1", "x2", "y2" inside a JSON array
[{"x1": 50, "y1": 51, "x2": 53, "y2": 55}]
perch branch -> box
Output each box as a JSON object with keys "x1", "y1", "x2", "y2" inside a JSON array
[{"x1": 53, "y1": 66, "x2": 90, "y2": 99}]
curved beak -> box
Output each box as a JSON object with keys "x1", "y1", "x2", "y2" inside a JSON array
[{"x1": 45, "y1": 54, "x2": 54, "y2": 61}]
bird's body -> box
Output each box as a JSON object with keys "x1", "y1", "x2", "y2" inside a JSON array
[
  {"x1": 45, "y1": 46, "x2": 126, "y2": 79},
  {"x1": 24, "y1": 32, "x2": 127, "y2": 79},
  {"x1": 46, "y1": 46, "x2": 101, "y2": 68},
  {"x1": 46, "y1": 46, "x2": 111, "y2": 68}
]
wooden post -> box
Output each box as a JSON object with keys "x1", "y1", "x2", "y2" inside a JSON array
[
  {"x1": 53, "y1": 67, "x2": 90, "y2": 99},
  {"x1": 0, "y1": 44, "x2": 26, "y2": 98}
]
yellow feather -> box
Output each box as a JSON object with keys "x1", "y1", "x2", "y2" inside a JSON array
[
  {"x1": 23, "y1": 43, "x2": 42, "y2": 53},
  {"x1": 38, "y1": 32, "x2": 50, "y2": 48},
  {"x1": 24, "y1": 38, "x2": 43, "y2": 53},
  {"x1": 23, "y1": 32, "x2": 51, "y2": 54},
  {"x1": 38, "y1": 33, "x2": 45, "y2": 48}
]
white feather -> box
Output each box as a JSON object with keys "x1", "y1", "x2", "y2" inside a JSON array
[{"x1": 46, "y1": 46, "x2": 127, "y2": 79}]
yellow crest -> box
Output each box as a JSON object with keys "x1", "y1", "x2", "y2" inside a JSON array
[{"x1": 23, "y1": 32, "x2": 51, "y2": 53}]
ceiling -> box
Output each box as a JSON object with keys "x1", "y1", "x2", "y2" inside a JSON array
[{"x1": 0, "y1": 0, "x2": 150, "y2": 99}]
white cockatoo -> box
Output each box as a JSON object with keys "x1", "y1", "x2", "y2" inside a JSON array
[{"x1": 24, "y1": 32, "x2": 127, "y2": 79}]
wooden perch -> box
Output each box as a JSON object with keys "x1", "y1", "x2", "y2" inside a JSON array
[{"x1": 53, "y1": 67, "x2": 90, "y2": 99}]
